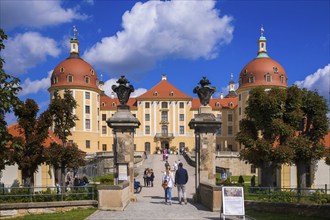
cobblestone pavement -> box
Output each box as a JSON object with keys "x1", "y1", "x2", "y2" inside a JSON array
[{"x1": 86, "y1": 154, "x2": 251, "y2": 220}]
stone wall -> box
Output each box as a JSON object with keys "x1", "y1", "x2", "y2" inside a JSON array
[
  {"x1": 199, "y1": 182, "x2": 222, "y2": 212},
  {"x1": 97, "y1": 181, "x2": 130, "y2": 211}
]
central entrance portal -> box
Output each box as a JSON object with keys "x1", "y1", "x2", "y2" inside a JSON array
[{"x1": 161, "y1": 141, "x2": 169, "y2": 150}]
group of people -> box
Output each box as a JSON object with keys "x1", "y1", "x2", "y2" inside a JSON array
[
  {"x1": 162, "y1": 161, "x2": 188, "y2": 205},
  {"x1": 143, "y1": 168, "x2": 155, "y2": 187}
]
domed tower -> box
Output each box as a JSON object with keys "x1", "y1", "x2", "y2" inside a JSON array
[
  {"x1": 48, "y1": 27, "x2": 102, "y2": 153},
  {"x1": 236, "y1": 26, "x2": 288, "y2": 119}
]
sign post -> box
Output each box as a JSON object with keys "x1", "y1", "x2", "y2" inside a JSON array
[{"x1": 221, "y1": 186, "x2": 245, "y2": 220}]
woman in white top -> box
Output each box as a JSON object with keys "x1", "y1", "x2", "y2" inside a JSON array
[{"x1": 162, "y1": 167, "x2": 175, "y2": 205}]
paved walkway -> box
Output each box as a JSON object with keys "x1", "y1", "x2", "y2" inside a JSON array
[{"x1": 86, "y1": 154, "x2": 250, "y2": 220}]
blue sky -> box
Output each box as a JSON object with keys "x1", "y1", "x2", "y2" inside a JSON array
[{"x1": 1, "y1": 0, "x2": 329, "y2": 124}]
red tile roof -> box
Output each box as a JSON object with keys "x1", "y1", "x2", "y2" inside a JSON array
[
  {"x1": 136, "y1": 79, "x2": 192, "y2": 100},
  {"x1": 191, "y1": 97, "x2": 238, "y2": 110},
  {"x1": 100, "y1": 94, "x2": 137, "y2": 111},
  {"x1": 323, "y1": 131, "x2": 330, "y2": 149},
  {"x1": 7, "y1": 123, "x2": 61, "y2": 148}
]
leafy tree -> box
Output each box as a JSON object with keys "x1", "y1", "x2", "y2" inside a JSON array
[
  {"x1": 237, "y1": 87, "x2": 294, "y2": 187},
  {"x1": 48, "y1": 89, "x2": 79, "y2": 185},
  {"x1": 12, "y1": 99, "x2": 52, "y2": 187},
  {"x1": 0, "y1": 28, "x2": 21, "y2": 171},
  {"x1": 45, "y1": 142, "x2": 86, "y2": 181},
  {"x1": 284, "y1": 86, "x2": 329, "y2": 189},
  {"x1": 237, "y1": 85, "x2": 329, "y2": 188}
]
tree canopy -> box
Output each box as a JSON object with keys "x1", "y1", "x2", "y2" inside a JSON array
[
  {"x1": 0, "y1": 29, "x2": 21, "y2": 171},
  {"x1": 12, "y1": 99, "x2": 52, "y2": 186},
  {"x1": 237, "y1": 86, "x2": 329, "y2": 188}
]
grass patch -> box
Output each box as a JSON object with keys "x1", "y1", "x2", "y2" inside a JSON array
[
  {"x1": 10, "y1": 207, "x2": 96, "y2": 220},
  {"x1": 246, "y1": 209, "x2": 327, "y2": 220}
]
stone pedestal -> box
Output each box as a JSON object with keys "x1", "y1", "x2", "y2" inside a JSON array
[
  {"x1": 107, "y1": 105, "x2": 140, "y2": 202},
  {"x1": 189, "y1": 105, "x2": 221, "y2": 201}
]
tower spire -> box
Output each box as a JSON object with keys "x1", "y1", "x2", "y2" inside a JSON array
[
  {"x1": 257, "y1": 25, "x2": 268, "y2": 58},
  {"x1": 70, "y1": 26, "x2": 79, "y2": 56}
]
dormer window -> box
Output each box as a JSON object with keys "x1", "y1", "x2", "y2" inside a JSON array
[
  {"x1": 216, "y1": 102, "x2": 220, "y2": 107},
  {"x1": 265, "y1": 73, "x2": 272, "y2": 82},
  {"x1": 112, "y1": 102, "x2": 116, "y2": 107},
  {"x1": 170, "y1": 91, "x2": 174, "y2": 97},
  {"x1": 244, "y1": 69, "x2": 248, "y2": 75},
  {"x1": 229, "y1": 102, "x2": 233, "y2": 107},
  {"x1": 102, "y1": 102, "x2": 105, "y2": 107},
  {"x1": 248, "y1": 76, "x2": 255, "y2": 83},
  {"x1": 273, "y1": 67, "x2": 278, "y2": 73},
  {"x1": 53, "y1": 77, "x2": 58, "y2": 84},
  {"x1": 90, "y1": 69, "x2": 95, "y2": 76},
  {"x1": 280, "y1": 75, "x2": 285, "y2": 84},
  {"x1": 67, "y1": 75, "x2": 73, "y2": 83},
  {"x1": 60, "y1": 67, "x2": 65, "y2": 73},
  {"x1": 85, "y1": 76, "x2": 90, "y2": 84},
  {"x1": 153, "y1": 92, "x2": 158, "y2": 97}
]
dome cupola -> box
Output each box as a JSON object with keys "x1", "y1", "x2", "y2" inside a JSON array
[
  {"x1": 49, "y1": 26, "x2": 100, "y2": 92},
  {"x1": 237, "y1": 26, "x2": 288, "y2": 91}
]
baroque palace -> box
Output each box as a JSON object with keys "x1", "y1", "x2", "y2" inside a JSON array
[
  {"x1": 49, "y1": 28, "x2": 287, "y2": 158},
  {"x1": 3, "y1": 28, "x2": 328, "y2": 189}
]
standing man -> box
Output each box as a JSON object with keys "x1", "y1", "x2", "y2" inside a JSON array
[{"x1": 175, "y1": 162, "x2": 188, "y2": 204}]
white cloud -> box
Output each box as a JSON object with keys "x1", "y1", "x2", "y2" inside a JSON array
[
  {"x1": 19, "y1": 71, "x2": 52, "y2": 96},
  {"x1": 0, "y1": 0, "x2": 88, "y2": 30},
  {"x1": 83, "y1": 0, "x2": 233, "y2": 79},
  {"x1": 2, "y1": 32, "x2": 61, "y2": 75},
  {"x1": 294, "y1": 64, "x2": 330, "y2": 100},
  {"x1": 84, "y1": 0, "x2": 95, "y2": 6},
  {"x1": 103, "y1": 78, "x2": 147, "y2": 98}
]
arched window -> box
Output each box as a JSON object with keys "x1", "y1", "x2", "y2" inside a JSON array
[
  {"x1": 170, "y1": 91, "x2": 174, "y2": 97},
  {"x1": 112, "y1": 102, "x2": 116, "y2": 107},
  {"x1": 153, "y1": 92, "x2": 158, "y2": 97},
  {"x1": 85, "y1": 76, "x2": 90, "y2": 84},
  {"x1": 90, "y1": 69, "x2": 95, "y2": 75},
  {"x1": 248, "y1": 76, "x2": 255, "y2": 83},
  {"x1": 280, "y1": 75, "x2": 285, "y2": 84},
  {"x1": 60, "y1": 67, "x2": 65, "y2": 73}
]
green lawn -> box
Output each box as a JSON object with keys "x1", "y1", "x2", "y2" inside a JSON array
[
  {"x1": 8, "y1": 207, "x2": 327, "y2": 220},
  {"x1": 10, "y1": 208, "x2": 96, "y2": 220},
  {"x1": 246, "y1": 210, "x2": 328, "y2": 220}
]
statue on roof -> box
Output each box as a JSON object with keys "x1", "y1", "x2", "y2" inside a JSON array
[{"x1": 193, "y1": 76, "x2": 216, "y2": 106}]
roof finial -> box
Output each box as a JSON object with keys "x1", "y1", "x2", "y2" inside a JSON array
[
  {"x1": 73, "y1": 25, "x2": 78, "y2": 39},
  {"x1": 260, "y1": 25, "x2": 264, "y2": 37},
  {"x1": 230, "y1": 73, "x2": 234, "y2": 81}
]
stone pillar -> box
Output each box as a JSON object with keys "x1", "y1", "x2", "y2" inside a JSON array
[
  {"x1": 107, "y1": 105, "x2": 140, "y2": 201},
  {"x1": 189, "y1": 77, "x2": 221, "y2": 202},
  {"x1": 106, "y1": 76, "x2": 140, "y2": 202},
  {"x1": 189, "y1": 106, "x2": 221, "y2": 193}
]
